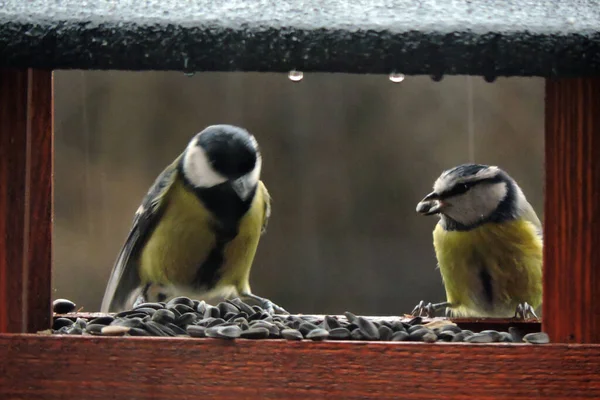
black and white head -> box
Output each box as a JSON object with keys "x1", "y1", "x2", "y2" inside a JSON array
[
  {"x1": 415, "y1": 164, "x2": 529, "y2": 230},
  {"x1": 181, "y1": 125, "x2": 261, "y2": 200}
]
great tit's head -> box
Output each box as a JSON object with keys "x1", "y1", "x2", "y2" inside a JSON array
[
  {"x1": 182, "y1": 124, "x2": 261, "y2": 200},
  {"x1": 416, "y1": 164, "x2": 522, "y2": 229}
]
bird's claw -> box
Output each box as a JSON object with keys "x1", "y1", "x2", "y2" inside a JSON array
[
  {"x1": 240, "y1": 293, "x2": 289, "y2": 315},
  {"x1": 411, "y1": 300, "x2": 451, "y2": 318},
  {"x1": 514, "y1": 302, "x2": 538, "y2": 320},
  {"x1": 261, "y1": 299, "x2": 289, "y2": 315}
]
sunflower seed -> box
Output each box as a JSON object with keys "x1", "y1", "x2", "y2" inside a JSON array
[
  {"x1": 408, "y1": 324, "x2": 425, "y2": 333},
  {"x1": 391, "y1": 331, "x2": 409, "y2": 341},
  {"x1": 466, "y1": 333, "x2": 494, "y2": 343},
  {"x1": 408, "y1": 328, "x2": 435, "y2": 342},
  {"x1": 350, "y1": 328, "x2": 364, "y2": 340},
  {"x1": 144, "y1": 321, "x2": 169, "y2": 337},
  {"x1": 252, "y1": 305, "x2": 264, "y2": 313},
  {"x1": 75, "y1": 318, "x2": 87, "y2": 330},
  {"x1": 357, "y1": 317, "x2": 380, "y2": 340},
  {"x1": 391, "y1": 321, "x2": 406, "y2": 332},
  {"x1": 187, "y1": 325, "x2": 207, "y2": 338},
  {"x1": 240, "y1": 327, "x2": 270, "y2": 339},
  {"x1": 52, "y1": 298, "x2": 76, "y2": 314},
  {"x1": 85, "y1": 324, "x2": 105, "y2": 334},
  {"x1": 134, "y1": 302, "x2": 164, "y2": 310},
  {"x1": 437, "y1": 330, "x2": 456, "y2": 341},
  {"x1": 52, "y1": 317, "x2": 74, "y2": 330},
  {"x1": 451, "y1": 331, "x2": 471, "y2": 342},
  {"x1": 480, "y1": 330, "x2": 502, "y2": 342},
  {"x1": 128, "y1": 327, "x2": 151, "y2": 336},
  {"x1": 89, "y1": 316, "x2": 114, "y2": 326},
  {"x1": 344, "y1": 311, "x2": 358, "y2": 323},
  {"x1": 163, "y1": 322, "x2": 186, "y2": 335},
  {"x1": 132, "y1": 307, "x2": 157, "y2": 316},
  {"x1": 508, "y1": 326, "x2": 525, "y2": 343},
  {"x1": 435, "y1": 325, "x2": 462, "y2": 334},
  {"x1": 67, "y1": 326, "x2": 83, "y2": 335},
  {"x1": 306, "y1": 328, "x2": 329, "y2": 341},
  {"x1": 101, "y1": 325, "x2": 130, "y2": 336},
  {"x1": 55, "y1": 326, "x2": 71, "y2": 334},
  {"x1": 423, "y1": 332, "x2": 437, "y2": 343},
  {"x1": 328, "y1": 327, "x2": 351, "y2": 340},
  {"x1": 378, "y1": 325, "x2": 393, "y2": 341},
  {"x1": 111, "y1": 317, "x2": 145, "y2": 329},
  {"x1": 115, "y1": 310, "x2": 146, "y2": 318},
  {"x1": 166, "y1": 296, "x2": 195, "y2": 309},
  {"x1": 172, "y1": 304, "x2": 195, "y2": 315},
  {"x1": 151, "y1": 309, "x2": 176, "y2": 324},
  {"x1": 204, "y1": 305, "x2": 220, "y2": 319},
  {"x1": 228, "y1": 298, "x2": 255, "y2": 315},
  {"x1": 175, "y1": 312, "x2": 199, "y2": 327},
  {"x1": 206, "y1": 325, "x2": 242, "y2": 339},
  {"x1": 523, "y1": 332, "x2": 550, "y2": 344},
  {"x1": 218, "y1": 302, "x2": 239, "y2": 316},
  {"x1": 298, "y1": 322, "x2": 319, "y2": 336},
  {"x1": 500, "y1": 332, "x2": 514, "y2": 342},
  {"x1": 324, "y1": 316, "x2": 341, "y2": 330},
  {"x1": 196, "y1": 300, "x2": 207, "y2": 314},
  {"x1": 281, "y1": 329, "x2": 303, "y2": 341},
  {"x1": 206, "y1": 318, "x2": 226, "y2": 328}
]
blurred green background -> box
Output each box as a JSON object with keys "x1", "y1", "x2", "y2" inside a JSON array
[{"x1": 52, "y1": 71, "x2": 544, "y2": 315}]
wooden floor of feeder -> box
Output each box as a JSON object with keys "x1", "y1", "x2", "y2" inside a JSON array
[{"x1": 1, "y1": 333, "x2": 600, "y2": 399}]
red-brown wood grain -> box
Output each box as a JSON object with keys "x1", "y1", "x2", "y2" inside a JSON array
[
  {"x1": 0, "y1": 69, "x2": 53, "y2": 333},
  {"x1": 0, "y1": 334, "x2": 599, "y2": 399},
  {"x1": 544, "y1": 78, "x2": 600, "y2": 343},
  {"x1": 25, "y1": 70, "x2": 53, "y2": 333}
]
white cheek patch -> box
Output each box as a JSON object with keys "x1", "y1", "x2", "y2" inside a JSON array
[
  {"x1": 182, "y1": 143, "x2": 228, "y2": 188},
  {"x1": 443, "y1": 182, "x2": 508, "y2": 226}
]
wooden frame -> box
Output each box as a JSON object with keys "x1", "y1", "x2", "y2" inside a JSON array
[{"x1": 1, "y1": 71, "x2": 600, "y2": 397}]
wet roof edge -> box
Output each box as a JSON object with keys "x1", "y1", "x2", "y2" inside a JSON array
[{"x1": 1, "y1": 0, "x2": 599, "y2": 77}]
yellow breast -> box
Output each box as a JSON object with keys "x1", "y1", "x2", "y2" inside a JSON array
[
  {"x1": 433, "y1": 218, "x2": 543, "y2": 317},
  {"x1": 139, "y1": 178, "x2": 266, "y2": 293}
]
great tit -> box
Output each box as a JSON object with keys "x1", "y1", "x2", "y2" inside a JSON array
[
  {"x1": 100, "y1": 124, "x2": 287, "y2": 314},
  {"x1": 411, "y1": 164, "x2": 542, "y2": 319}
]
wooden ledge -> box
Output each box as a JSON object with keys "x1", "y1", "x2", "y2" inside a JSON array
[{"x1": 1, "y1": 334, "x2": 599, "y2": 399}]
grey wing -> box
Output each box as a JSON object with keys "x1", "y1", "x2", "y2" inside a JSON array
[
  {"x1": 259, "y1": 181, "x2": 271, "y2": 235},
  {"x1": 99, "y1": 156, "x2": 181, "y2": 312}
]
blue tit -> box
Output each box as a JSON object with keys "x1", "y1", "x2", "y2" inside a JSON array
[
  {"x1": 100, "y1": 124, "x2": 287, "y2": 314},
  {"x1": 411, "y1": 164, "x2": 542, "y2": 319}
]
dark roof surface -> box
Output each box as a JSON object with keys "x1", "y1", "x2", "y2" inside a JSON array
[{"x1": 1, "y1": 0, "x2": 599, "y2": 77}]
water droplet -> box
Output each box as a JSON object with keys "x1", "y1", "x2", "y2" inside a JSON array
[
  {"x1": 566, "y1": 16, "x2": 576, "y2": 25},
  {"x1": 483, "y1": 75, "x2": 497, "y2": 83},
  {"x1": 185, "y1": 72, "x2": 195, "y2": 77},
  {"x1": 288, "y1": 70, "x2": 304, "y2": 82},
  {"x1": 430, "y1": 73, "x2": 444, "y2": 82},
  {"x1": 388, "y1": 72, "x2": 405, "y2": 83}
]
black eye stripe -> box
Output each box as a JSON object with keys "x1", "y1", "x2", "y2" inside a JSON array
[{"x1": 439, "y1": 176, "x2": 503, "y2": 199}]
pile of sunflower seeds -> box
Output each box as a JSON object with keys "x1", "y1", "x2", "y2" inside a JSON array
[{"x1": 50, "y1": 297, "x2": 550, "y2": 344}]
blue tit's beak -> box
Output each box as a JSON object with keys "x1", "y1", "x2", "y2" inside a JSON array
[
  {"x1": 231, "y1": 176, "x2": 254, "y2": 200},
  {"x1": 416, "y1": 192, "x2": 443, "y2": 215}
]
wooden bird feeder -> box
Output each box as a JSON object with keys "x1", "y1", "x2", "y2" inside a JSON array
[{"x1": 1, "y1": 0, "x2": 600, "y2": 398}]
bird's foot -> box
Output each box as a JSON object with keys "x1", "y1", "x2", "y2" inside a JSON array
[
  {"x1": 132, "y1": 294, "x2": 147, "y2": 309},
  {"x1": 411, "y1": 301, "x2": 451, "y2": 318},
  {"x1": 132, "y1": 283, "x2": 152, "y2": 308},
  {"x1": 240, "y1": 293, "x2": 289, "y2": 315},
  {"x1": 513, "y1": 302, "x2": 538, "y2": 320}
]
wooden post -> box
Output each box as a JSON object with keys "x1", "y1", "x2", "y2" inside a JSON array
[
  {"x1": 0, "y1": 69, "x2": 53, "y2": 333},
  {"x1": 544, "y1": 78, "x2": 600, "y2": 343}
]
